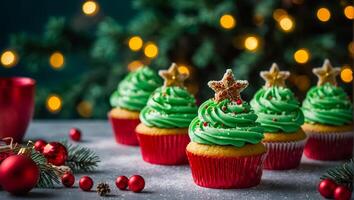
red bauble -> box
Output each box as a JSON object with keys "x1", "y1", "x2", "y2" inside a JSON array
[
  {"x1": 116, "y1": 176, "x2": 129, "y2": 190},
  {"x1": 61, "y1": 172, "x2": 75, "y2": 188},
  {"x1": 42, "y1": 142, "x2": 68, "y2": 166},
  {"x1": 334, "y1": 186, "x2": 352, "y2": 200},
  {"x1": 79, "y1": 176, "x2": 93, "y2": 191},
  {"x1": 0, "y1": 155, "x2": 39, "y2": 195},
  {"x1": 128, "y1": 175, "x2": 145, "y2": 193},
  {"x1": 319, "y1": 179, "x2": 337, "y2": 198},
  {"x1": 69, "y1": 128, "x2": 81, "y2": 142},
  {"x1": 34, "y1": 139, "x2": 47, "y2": 153}
]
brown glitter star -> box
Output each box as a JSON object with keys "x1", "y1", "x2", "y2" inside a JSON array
[
  {"x1": 159, "y1": 63, "x2": 189, "y2": 87},
  {"x1": 208, "y1": 69, "x2": 248, "y2": 103},
  {"x1": 260, "y1": 63, "x2": 290, "y2": 87},
  {"x1": 313, "y1": 59, "x2": 340, "y2": 86}
]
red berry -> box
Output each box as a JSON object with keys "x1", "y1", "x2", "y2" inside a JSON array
[
  {"x1": 222, "y1": 106, "x2": 227, "y2": 111},
  {"x1": 115, "y1": 176, "x2": 129, "y2": 190},
  {"x1": 69, "y1": 128, "x2": 81, "y2": 142},
  {"x1": 61, "y1": 172, "x2": 75, "y2": 187},
  {"x1": 79, "y1": 176, "x2": 93, "y2": 191},
  {"x1": 128, "y1": 175, "x2": 145, "y2": 193},
  {"x1": 236, "y1": 99, "x2": 242, "y2": 105},
  {"x1": 334, "y1": 186, "x2": 352, "y2": 200},
  {"x1": 34, "y1": 140, "x2": 47, "y2": 153},
  {"x1": 319, "y1": 179, "x2": 337, "y2": 198},
  {"x1": 203, "y1": 122, "x2": 208, "y2": 127}
]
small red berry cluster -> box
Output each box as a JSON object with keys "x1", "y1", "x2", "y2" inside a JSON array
[{"x1": 318, "y1": 179, "x2": 352, "y2": 200}]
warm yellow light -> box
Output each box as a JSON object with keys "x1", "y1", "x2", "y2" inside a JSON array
[
  {"x1": 279, "y1": 16, "x2": 294, "y2": 32},
  {"x1": 82, "y1": 1, "x2": 99, "y2": 16},
  {"x1": 348, "y1": 41, "x2": 354, "y2": 55},
  {"x1": 294, "y1": 48, "x2": 310, "y2": 64},
  {"x1": 244, "y1": 36, "x2": 259, "y2": 51},
  {"x1": 128, "y1": 36, "x2": 143, "y2": 51},
  {"x1": 317, "y1": 8, "x2": 331, "y2": 22},
  {"x1": 46, "y1": 94, "x2": 62, "y2": 113},
  {"x1": 220, "y1": 14, "x2": 236, "y2": 29},
  {"x1": 178, "y1": 65, "x2": 190, "y2": 76},
  {"x1": 128, "y1": 60, "x2": 144, "y2": 71},
  {"x1": 344, "y1": 6, "x2": 354, "y2": 20},
  {"x1": 77, "y1": 101, "x2": 92, "y2": 118},
  {"x1": 49, "y1": 52, "x2": 64, "y2": 69},
  {"x1": 341, "y1": 67, "x2": 353, "y2": 83},
  {"x1": 273, "y1": 9, "x2": 287, "y2": 21},
  {"x1": 144, "y1": 42, "x2": 159, "y2": 58},
  {"x1": 1, "y1": 50, "x2": 17, "y2": 68}
]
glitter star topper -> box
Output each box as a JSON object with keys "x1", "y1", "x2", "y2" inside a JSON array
[
  {"x1": 260, "y1": 63, "x2": 290, "y2": 87},
  {"x1": 208, "y1": 69, "x2": 248, "y2": 103},
  {"x1": 313, "y1": 59, "x2": 340, "y2": 86},
  {"x1": 159, "y1": 63, "x2": 189, "y2": 87}
]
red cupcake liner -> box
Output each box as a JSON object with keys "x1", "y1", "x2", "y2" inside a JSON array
[
  {"x1": 304, "y1": 131, "x2": 353, "y2": 161},
  {"x1": 108, "y1": 115, "x2": 140, "y2": 146},
  {"x1": 136, "y1": 133, "x2": 190, "y2": 165},
  {"x1": 186, "y1": 150, "x2": 267, "y2": 189},
  {"x1": 263, "y1": 139, "x2": 306, "y2": 170}
]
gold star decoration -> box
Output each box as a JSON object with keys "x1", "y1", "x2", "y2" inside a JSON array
[
  {"x1": 159, "y1": 63, "x2": 189, "y2": 87},
  {"x1": 208, "y1": 69, "x2": 248, "y2": 103},
  {"x1": 313, "y1": 59, "x2": 340, "y2": 86},
  {"x1": 260, "y1": 63, "x2": 290, "y2": 87}
]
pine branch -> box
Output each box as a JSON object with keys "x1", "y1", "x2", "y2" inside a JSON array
[
  {"x1": 321, "y1": 159, "x2": 354, "y2": 189},
  {"x1": 31, "y1": 150, "x2": 61, "y2": 188},
  {"x1": 61, "y1": 141, "x2": 100, "y2": 173}
]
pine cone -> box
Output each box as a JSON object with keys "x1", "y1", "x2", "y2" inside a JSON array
[{"x1": 97, "y1": 183, "x2": 110, "y2": 196}]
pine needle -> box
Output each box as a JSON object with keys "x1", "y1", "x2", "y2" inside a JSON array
[{"x1": 321, "y1": 159, "x2": 354, "y2": 189}]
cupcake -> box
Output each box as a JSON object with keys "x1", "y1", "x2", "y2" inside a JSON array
[
  {"x1": 302, "y1": 59, "x2": 353, "y2": 160},
  {"x1": 136, "y1": 63, "x2": 198, "y2": 165},
  {"x1": 108, "y1": 66, "x2": 162, "y2": 146},
  {"x1": 250, "y1": 63, "x2": 306, "y2": 170},
  {"x1": 186, "y1": 69, "x2": 266, "y2": 189}
]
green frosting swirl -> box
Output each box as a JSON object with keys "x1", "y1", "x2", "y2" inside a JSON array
[
  {"x1": 140, "y1": 86, "x2": 198, "y2": 128},
  {"x1": 250, "y1": 86, "x2": 304, "y2": 133},
  {"x1": 110, "y1": 67, "x2": 162, "y2": 111},
  {"x1": 189, "y1": 99, "x2": 264, "y2": 148},
  {"x1": 302, "y1": 83, "x2": 353, "y2": 126}
]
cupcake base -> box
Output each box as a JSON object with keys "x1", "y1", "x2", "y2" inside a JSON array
[
  {"x1": 304, "y1": 131, "x2": 353, "y2": 161},
  {"x1": 136, "y1": 123, "x2": 190, "y2": 165},
  {"x1": 186, "y1": 142, "x2": 267, "y2": 189}
]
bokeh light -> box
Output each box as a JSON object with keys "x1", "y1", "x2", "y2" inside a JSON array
[
  {"x1": 279, "y1": 16, "x2": 295, "y2": 32},
  {"x1": 77, "y1": 101, "x2": 92, "y2": 118},
  {"x1": 46, "y1": 94, "x2": 62, "y2": 113},
  {"x1": 178, "y1": 65, "x2": 190, "y2": 76},
  {"x1": 49, "y1": 51, "x2": 64, "y2": 69},
  {"x1": 128, "y1": 60, "x2": 144, "y2": 71},
  {"x1": 244, "y1": 36, "x2": 259, "y2": 51},
  {"x1": 294, "y1": 48, "x2": 310, "y2": 64},
  {"x1": 273, "y1": 9, "x2": 287, "y2": 21},
  {"x1": 1, "y1": 50, "x2": 18, "y2": 68},
  {"x1": 82, "y1": 1, "x2": 99, "y2": 16},
  {"x1": 296, "y1": 75, "x2": 311, "y2": 91},
  {"x1": 128, "y1": 36, "x2": 143, "y2": 51},
  {"x1": 341, "y1": 66, "x2": 353, "y2": 83},
  {"x1": 344, "y1": 5, "x2": 354, "y2": 20},
  {"x1": 316, "y1": 8, "x2": 331, "y2": 22},
  {"x1": 348, "y1": 41, "x2": 354, "y2": 56},
  {"x1": 144, "y1": 42, "x2": 159, "y2": 58},
  {"x1": 220, "y1": 14, "x2": 236, "y2": 29}
]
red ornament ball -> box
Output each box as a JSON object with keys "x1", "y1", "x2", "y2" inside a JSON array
[
  {"x1": 0, "y1": 155, "x2": 39, "y2": 195},
  {"x1": 42, "y1": 142, "x2": 68, "y2": 166},
  {"x1": 61, "y1": 172, "x2": 75, "y2": 188},
  {"x1": 69, "y1": 128, "x2": 81, "y2": 142},
  {"x1": 34, "y1": 139, "x2": 47, "y2": 153},
  {"x1": 116, "y1": 176, "x2": 129, "y2": 190},
  {"x1": 319, "y1": 179, "x2": 337, "y2": 198},
  {"x1": 334, "y1": 186, "x2": 352, "y2": 200},
  {"x1": 79, "y1": 176, "x2": 94, "y2": 191},
  {"x1": 128, "y1": 175, "x2": 145, "y2": 193}
]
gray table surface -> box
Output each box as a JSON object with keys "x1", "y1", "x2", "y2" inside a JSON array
[{"x1": 0, "y1": 120, "x2": 349, "y2": 200}]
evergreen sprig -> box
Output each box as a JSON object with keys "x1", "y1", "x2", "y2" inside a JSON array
[
  {"x1": 321, "y1": 159, "x2": 354, "y2": 189},
  {"x1": 31, "y1": 150, "x2": 61, "y2": 188},
  {"x1": 62, "y1": 141, "x2": 100, "y2": 173}
]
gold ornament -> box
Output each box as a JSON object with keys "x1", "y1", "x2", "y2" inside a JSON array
[
  {"x1": 208, "y1": 69, "x2": 248, "y2": 103},
  {"x1": 159, "y1": 63, "x2": 188, "y2": 87},
  {"x1": 313, "y1": 59, "x2": 340, "y2": 86},
  {"x1": 260, "y1": 63, "x2": 290, "y2": 87}
]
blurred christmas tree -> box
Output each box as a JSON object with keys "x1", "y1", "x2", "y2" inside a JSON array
[{"x1": 0, "y1": 0, "x2": 353, "y2": 118}]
